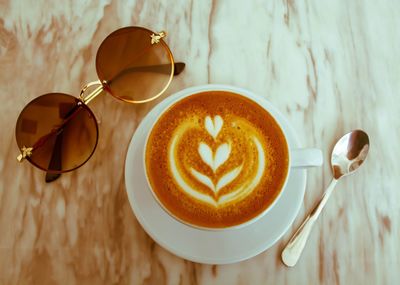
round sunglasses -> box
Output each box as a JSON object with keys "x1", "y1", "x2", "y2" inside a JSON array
[{"x1": 15, "y1": 26, "x2": 185, "y2": 182}]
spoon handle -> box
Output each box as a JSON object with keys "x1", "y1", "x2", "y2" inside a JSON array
[{"x1": 281, "y1": 178, "x2": 338, "y2": 267}]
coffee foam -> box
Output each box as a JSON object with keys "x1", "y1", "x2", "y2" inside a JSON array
[
  {"x1": 168, "y1": 115, "x2": 268, "y2": 207},
  {"x1": 145, "y1": 91, "x2": 289, "y2": 228}
]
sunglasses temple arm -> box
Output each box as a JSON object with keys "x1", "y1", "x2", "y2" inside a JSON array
[
  {"x1": 45, "y1": 131, "x2": 63, "y2": 183},
  {"x1": 107, "y1": 62, "x2": 185, "y2": 85},
  {"x1": 173, "y1": 62, "x2": 186, "y2": 75},
  {"x1": 42, "y1": 104, "x2": 82, "y2": 181},
  {"x1": 43, "y1": 104, "x2": 83, "y2": 182}
]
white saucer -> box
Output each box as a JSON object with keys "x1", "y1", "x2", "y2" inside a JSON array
[{"x1": 124, "y1": 85, "x2": 306, "y2": 264}]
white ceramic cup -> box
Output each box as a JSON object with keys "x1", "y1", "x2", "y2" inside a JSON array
[{"x1": 143, "y1": 84, "x2": 323, "y2": 230}]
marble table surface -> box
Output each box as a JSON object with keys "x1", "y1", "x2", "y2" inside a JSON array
[{"x1": 1, "y1": 0, "x2": 399, "y2": 284}]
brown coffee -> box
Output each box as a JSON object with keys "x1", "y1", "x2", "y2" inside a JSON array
[{"x1": 145, "y1": 91, "x2": 289, "y2": 228}]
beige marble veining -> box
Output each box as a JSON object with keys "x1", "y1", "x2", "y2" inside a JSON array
[{"x1": 1, "y1": 0, "x2": 399, "y2": 284}]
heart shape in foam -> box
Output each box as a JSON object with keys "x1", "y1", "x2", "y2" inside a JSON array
[
  {"x1": 198, "y1": 142, "x2": 231, "y2": 173},
  {"x1": 205, "y1": 115, "x2": 223, "y2": 139}
]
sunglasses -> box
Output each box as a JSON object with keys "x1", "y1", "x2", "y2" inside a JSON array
[{"x1": 15, "y1": 26, "x2": 185, "y2": 182}]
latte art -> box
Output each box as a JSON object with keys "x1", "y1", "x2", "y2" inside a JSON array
[
  {"x1": 145, "y1": 91, "x2": 289, "y2": 228},
  {"x1": 169, "y1": 115, "x2": 266, "y2": 207}
]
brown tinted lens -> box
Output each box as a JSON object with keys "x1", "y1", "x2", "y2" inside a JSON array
[
  {"x1": 96, "y1": 26, "x2": 174, "y2": 103},
  {"x1": 15, "y1": 93, "x2": 99, "y2": 173}
]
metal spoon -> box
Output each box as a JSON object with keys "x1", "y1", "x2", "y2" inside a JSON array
[{"x1": 281, "y1": 130, "x2": 370, "y2": 267}]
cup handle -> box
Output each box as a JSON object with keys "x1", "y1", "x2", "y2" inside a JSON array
[{"x1": 291, "y1": 148, "x2": 323, "y2": 168}]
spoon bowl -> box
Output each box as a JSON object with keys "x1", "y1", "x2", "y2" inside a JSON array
[{"x1": 331, "y1": 130, "x2": 370, "y2": 179}]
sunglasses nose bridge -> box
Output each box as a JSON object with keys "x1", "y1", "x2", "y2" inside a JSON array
[{"x1": 79, "y1": 80, "x2": 105, "y2": 104}]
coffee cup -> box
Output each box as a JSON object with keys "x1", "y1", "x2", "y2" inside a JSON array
[{"x1": 143, "y1": 85, "x2": 322, "y2": 230}]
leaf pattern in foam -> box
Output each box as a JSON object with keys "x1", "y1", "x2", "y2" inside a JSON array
[
  {"x1": 216, "y1": 165, "x2": 243, "y2": 192},
  {"x1": 214, "y1": 143, "x2": 230, "y2": 171},
  {"x1": 190, "y1": 168, "x2": 216, "y2": 193},
  {"x1": 198, "y1": 142, "x2": 213, "y2": 170}
]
